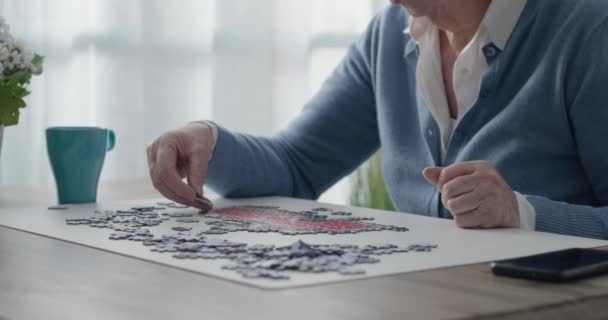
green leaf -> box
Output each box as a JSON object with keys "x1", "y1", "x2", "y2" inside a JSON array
[
  {"x1": 32, "y1": 54, "x2": 44, "y2": 65},
  {"x1": 31, "y1": 54, "x2": 45, "y2": 75},
  {"x1": 11, "y1": 85, "x2": 30, "y2": 98},
  {"x1": 0, "y1": 83, "x2": 27, "y2": 126},
  {"x1": 6, "y1": 70, "x2": 32, "y2": 84}
]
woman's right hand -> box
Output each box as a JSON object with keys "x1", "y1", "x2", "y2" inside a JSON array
[{"x1": 147, "y1": 122, "x2": 215, "y2": 212}]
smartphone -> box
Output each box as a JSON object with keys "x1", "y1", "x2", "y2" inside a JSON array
[{"x1": 490, "y1": 248, "x2": 608, "y2": 282}]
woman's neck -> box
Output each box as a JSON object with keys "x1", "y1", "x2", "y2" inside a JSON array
[{"x1": 428, "y1": 0, "x2": 491, "y2": 51}]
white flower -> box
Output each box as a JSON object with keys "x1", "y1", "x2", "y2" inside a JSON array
[
  {"x1": 0, "y1": 33, "x2": 10, "y2": 44},
  {"x1": 0, "y1": 16, "x2": 43, "y2": 79},
  {"x1": 0, "y1": 47, "x2": 8, "y2": 61},
  {"x1": 14, "y1": 38, "x2": 25, "y2": 51},
  {"x1": 0, "y1": 23, "x2": 9, "y2": 34},
  {"x1": 23, "y1": 52, "x2": 33, "y2": 64}
]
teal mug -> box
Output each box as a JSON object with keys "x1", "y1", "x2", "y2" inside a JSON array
[{"x1": 46, "y1": 127, "x2": 115, "y2": 204}]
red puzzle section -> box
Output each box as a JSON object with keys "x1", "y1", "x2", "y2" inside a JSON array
[{"x1": 212, "y1": 206, "x2": 407, "y2": 233}]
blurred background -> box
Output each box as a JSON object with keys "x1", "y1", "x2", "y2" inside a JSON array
[{"x1": 0, "y1": 0, "x2": 390, "y2": 206}]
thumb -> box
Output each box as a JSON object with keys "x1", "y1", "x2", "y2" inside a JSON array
[
  {"x1": 187, "y1": 151, "x2": 209, "y2": 198},
  {"x1": 423, "y1": 167, "x2": 443, "y2": 186}
]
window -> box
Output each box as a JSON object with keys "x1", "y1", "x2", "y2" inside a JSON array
[{"x1": 0, "y1": 0, "x2": 387, "y2": 205}]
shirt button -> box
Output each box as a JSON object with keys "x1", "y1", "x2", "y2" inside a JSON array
[{"x1": 484, "y1": 46, "x2": 497, "y2": 58}]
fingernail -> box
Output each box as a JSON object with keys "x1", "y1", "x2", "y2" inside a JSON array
[{"x1": 195, "y1": 196, "x2": 213, "y2": 214}]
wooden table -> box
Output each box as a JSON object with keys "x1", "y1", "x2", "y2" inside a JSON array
[{"x1": 1, "y1": 179, "x2": 607, "y2": 320}]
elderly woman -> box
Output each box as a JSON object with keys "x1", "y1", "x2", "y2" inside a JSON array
[{"x1": 147, "y1": 0, "x2": 608, "y2": 239}]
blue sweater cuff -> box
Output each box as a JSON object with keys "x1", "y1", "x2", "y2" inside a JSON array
[{"x1": 526, "y1": 195, "x2": 607, "y2": 240}]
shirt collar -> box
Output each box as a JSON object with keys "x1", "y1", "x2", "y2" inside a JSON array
[
  {"x1": 482, "y1": 0, "x2": 527, "y2": 49},
  {"x1": 403, "y1": 0, "x2": 528, "y2": 50},
  {"x1": 403, "y1": 15, "x2": 432, "y2": 45}
]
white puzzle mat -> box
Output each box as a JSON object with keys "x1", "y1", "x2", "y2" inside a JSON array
[{"x1": 0, "y1": 197, "x2": 606, "y2": 289}]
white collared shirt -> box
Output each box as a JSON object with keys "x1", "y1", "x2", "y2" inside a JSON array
[{"x1": 406, "y1": 0, "x2": 536, "y2": 230}]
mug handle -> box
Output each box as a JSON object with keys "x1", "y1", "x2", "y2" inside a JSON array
[{"x1": 107, "y1": 129, "x2": 116, "y2": 152}]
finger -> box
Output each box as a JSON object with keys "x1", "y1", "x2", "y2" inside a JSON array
[
  {"x1": 153, "y1": 173, "x2": 210, "y2": 210},
  {"x1": 187, "y1": 154, "x2": 213, "y2": 213},
  {"x1": 177, "y1": 163, "x2": 188, "y2": 179},
  {"x1": 195, "y1": 196, "x2": 214, "y2": 213},
  {"x1": 445, "y1": 187, "x2": 486, "y2": 215},
  {"x1": 148, "y1": 148, "x2": 189, "y2": 205},
  {"x1": 187, "y1": 150, "x2": 209, "y2": 198},
  {"x1": 153, "y1": 176, "x2": 193, "y2": 206},
  {"x1": 155, "y1": 141, "x2": 198, "y2": 205},
  {"x1": 441, "y1": 173, "x2": 480, "y2": 203},
  {"x1": 423, "y1": 167, "x2": 444, "y2": 186},
  {"x1": 147, "y1": 141, "x2": 159, "y2": 170},
  {"x1": 453, "y1": 210, "x2": 485, "y2": 229},
  {"x1": 437, "y1": 162, "x2": 477, "y2": 192}
]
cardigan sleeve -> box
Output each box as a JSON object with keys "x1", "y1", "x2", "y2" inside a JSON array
[
  {"x1": 204, "y1": 13, "x2": 384, "y2": 200},
  {"x1": 525, "y1": 19, "x2": 608, "y2": 239}
]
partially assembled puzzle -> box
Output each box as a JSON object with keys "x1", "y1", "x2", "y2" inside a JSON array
[
  {"x1": 65, "y1": 203, "x2": 434, "y2": 280},
  {"x1": 0, "y1": 197, "x2": 605, "y2": 289}
]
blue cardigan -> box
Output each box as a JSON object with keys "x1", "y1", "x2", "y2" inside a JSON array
[{"x1": 207, "y1": 0, "x2": 608, "y2": 240}]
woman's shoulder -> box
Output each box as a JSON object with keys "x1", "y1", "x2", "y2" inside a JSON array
[{"x1": 532, "y1": 0, "x2": 608, "y2": 29}]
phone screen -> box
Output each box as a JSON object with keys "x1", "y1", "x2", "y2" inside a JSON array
[
  {"x1": 491, "y1": 248, "x2": 608, "y2": 282},
  {"x1": 511, "y1": 248, "x2": 608, "y2": 272}
]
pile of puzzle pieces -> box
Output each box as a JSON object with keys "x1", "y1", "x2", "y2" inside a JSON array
[{"x1": 64, "y1": 203, "x2": 438, "y2": 280}]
